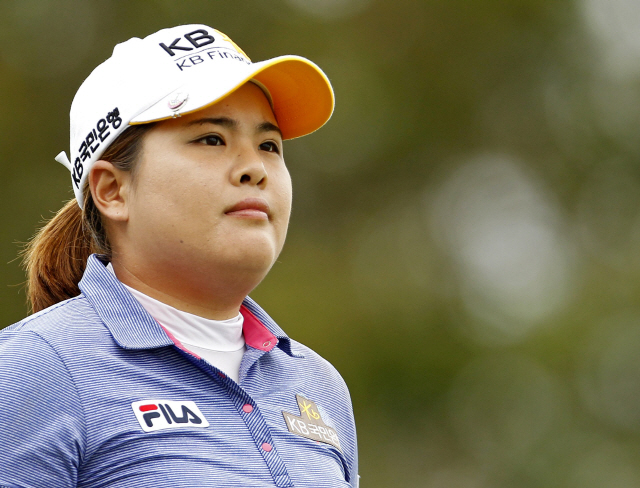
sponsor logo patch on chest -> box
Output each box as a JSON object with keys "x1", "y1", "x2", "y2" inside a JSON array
[
  {"x1": 282, "y1": 395, "x2": 342, "y2": 451},
  {"x1": 132, "y1": 400, "x2": 209, "y2": 432}
]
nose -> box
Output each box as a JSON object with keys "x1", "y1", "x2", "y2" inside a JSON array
[{"x1": 230, "y1": 147, "x2": 268, "y2": 188}]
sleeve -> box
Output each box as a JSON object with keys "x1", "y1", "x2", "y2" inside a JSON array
[
  {"x1": 342, "y1": 382, "x2": 358, "y2": 488},
  {"x1": 0, "y1": 331, "x2": 85, "y2": 488},
  {"x1": 319, "y1": 355, "x2": 359, "y2": 487}
]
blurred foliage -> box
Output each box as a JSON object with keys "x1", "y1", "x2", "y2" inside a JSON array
[{"x1": 3, "y1": 0, "x2": 640, "y2": 486}]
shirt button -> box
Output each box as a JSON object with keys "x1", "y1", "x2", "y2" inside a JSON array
[
  {"x1": 261, "y1": 442, "x2": 273, "y2": 452},
  {"x1": 242, "y1": 404, "x2": 254, "y2": 413}
]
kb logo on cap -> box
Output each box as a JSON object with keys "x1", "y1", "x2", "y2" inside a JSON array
[
  {"x1": 159, "y1": 29, "x2": 216, "y2": 57},
  {"x1": 158, "y1": 28, "x2": 250, "y2": 67}
]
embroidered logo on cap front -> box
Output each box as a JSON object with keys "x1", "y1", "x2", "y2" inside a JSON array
[
  {"x1": 132, "y1": 400, "x2": 209, "y2": 432},
  {"x1": 282, "y1": 395, "x2": 341, "y2": 451}
]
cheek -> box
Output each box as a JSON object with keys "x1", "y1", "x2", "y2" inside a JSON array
[
  {"x1": 273, "y1": 170, "x2": 293, "y2": 251},
  {"x1": 274, "y1": 169, "x2": 293, "y2": 220},
  {"x1": 136, "y1": 153, "x2": 222, "y2": 212},
  {"x1": 129, "y1": 164, "x2": 208, "y2": 238}
]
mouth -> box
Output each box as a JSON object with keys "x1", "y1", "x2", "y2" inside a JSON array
[{"x1": 224, "y1": 198, "x2": 271, "y2": 220}]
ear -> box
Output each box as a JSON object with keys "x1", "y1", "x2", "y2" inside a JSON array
[{"x1": 89, "y1": 160, "x2": 130, "y2": 222}]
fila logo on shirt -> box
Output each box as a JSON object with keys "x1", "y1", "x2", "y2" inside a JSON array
[{"x1": 131, "y1": 400, "x2": 209, "y2": 432}]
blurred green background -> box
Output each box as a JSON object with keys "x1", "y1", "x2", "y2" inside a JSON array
[{"x1": 3, "y1": 0, "x2": 640, "y2": 486}]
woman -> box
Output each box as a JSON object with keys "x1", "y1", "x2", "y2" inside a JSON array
[{"x1": 0, "y1": 24, "x2": 358, "y2": 487}]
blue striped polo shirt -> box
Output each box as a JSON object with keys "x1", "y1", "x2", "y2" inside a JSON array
[{"x1": 0, "y1": 255, "x2": 358, "y2": 487}]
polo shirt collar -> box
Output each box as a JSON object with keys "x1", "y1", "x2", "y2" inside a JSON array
[{"x1": 78, "y1": 254, "x2": 300, "y2": 357}]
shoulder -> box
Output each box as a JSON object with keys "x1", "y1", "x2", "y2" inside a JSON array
[
  {"x1": 1, "y1": 294, "x2": 105, "y2": 347},
  {"x1": 0, "y1": 295, "x2": 114, "y2": 382},
  {"x1": 284, "y1": 338, "x2": 356, "y2": 433},
  {"x1": 0, "y1": 300, "x2": 90, "y2": 421},
  {"x1": 284, "y1": 337, "x2": 359, "y2": 481},
  {"x1": 289, "y1": 338, "x2": 351, "y2": 392},
  {"x1": 0, "y1": 302, "x2": 88, "y2": 486},
  {"x1": 0, "y1": 296, "x2": 100, "y2": 381}
]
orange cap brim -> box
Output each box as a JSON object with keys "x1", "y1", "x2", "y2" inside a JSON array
[{"x1": 251, "y1": 56, "x2": 335, "y2": 140}]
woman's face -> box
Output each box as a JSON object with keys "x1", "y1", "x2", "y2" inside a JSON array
[{"x1": 122, "y1": 82, "x2": 292, "y2": 289}]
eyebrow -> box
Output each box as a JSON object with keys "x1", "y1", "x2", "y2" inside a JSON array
[
  {"x1": 256, "y1": 121, "x2": 283, "y2": 139},
  {"x1": 187, "y1": 116, "x2": 283, "y2": 138}
]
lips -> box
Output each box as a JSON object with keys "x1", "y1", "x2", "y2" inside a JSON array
[{"x1": 224, "y1": 198, "x2": 271, "y2": 220}]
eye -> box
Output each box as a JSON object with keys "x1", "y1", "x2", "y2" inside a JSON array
[
  {"x1": 259, "y1": 141, "x2": 280, "y2": 154},
  {"x1": 196, "y1": 134, "x2": 225, "y2": 146}
]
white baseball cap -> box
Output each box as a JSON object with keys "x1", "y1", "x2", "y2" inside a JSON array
[{"x1": 55, "y1": 24, "x2": 335, "y2": 207}]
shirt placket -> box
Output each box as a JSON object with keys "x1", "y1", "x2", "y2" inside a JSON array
[{"x1": 178, "y1": 345, "x2": 294, "y2": 488}]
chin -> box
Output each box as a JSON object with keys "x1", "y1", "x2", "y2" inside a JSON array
[{"x1": 214, "y1": 240, "x2": 279, "y2": 274}]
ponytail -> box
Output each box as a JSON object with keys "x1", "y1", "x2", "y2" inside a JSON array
[
  {"x1": 22, "y1": 197, "x2": 96, "y2": 314},
  {"x1": 22, "y1": 123, "x2": 155, "y2": 313}
]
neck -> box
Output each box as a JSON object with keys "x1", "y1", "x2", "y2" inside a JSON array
[{"x1": 109, "y1": 257, "x2": 260, "y2": 321}]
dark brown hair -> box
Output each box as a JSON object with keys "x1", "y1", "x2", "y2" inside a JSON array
[{"x1": 22, "y1": 124, "x2": 155, "y2": 313}]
